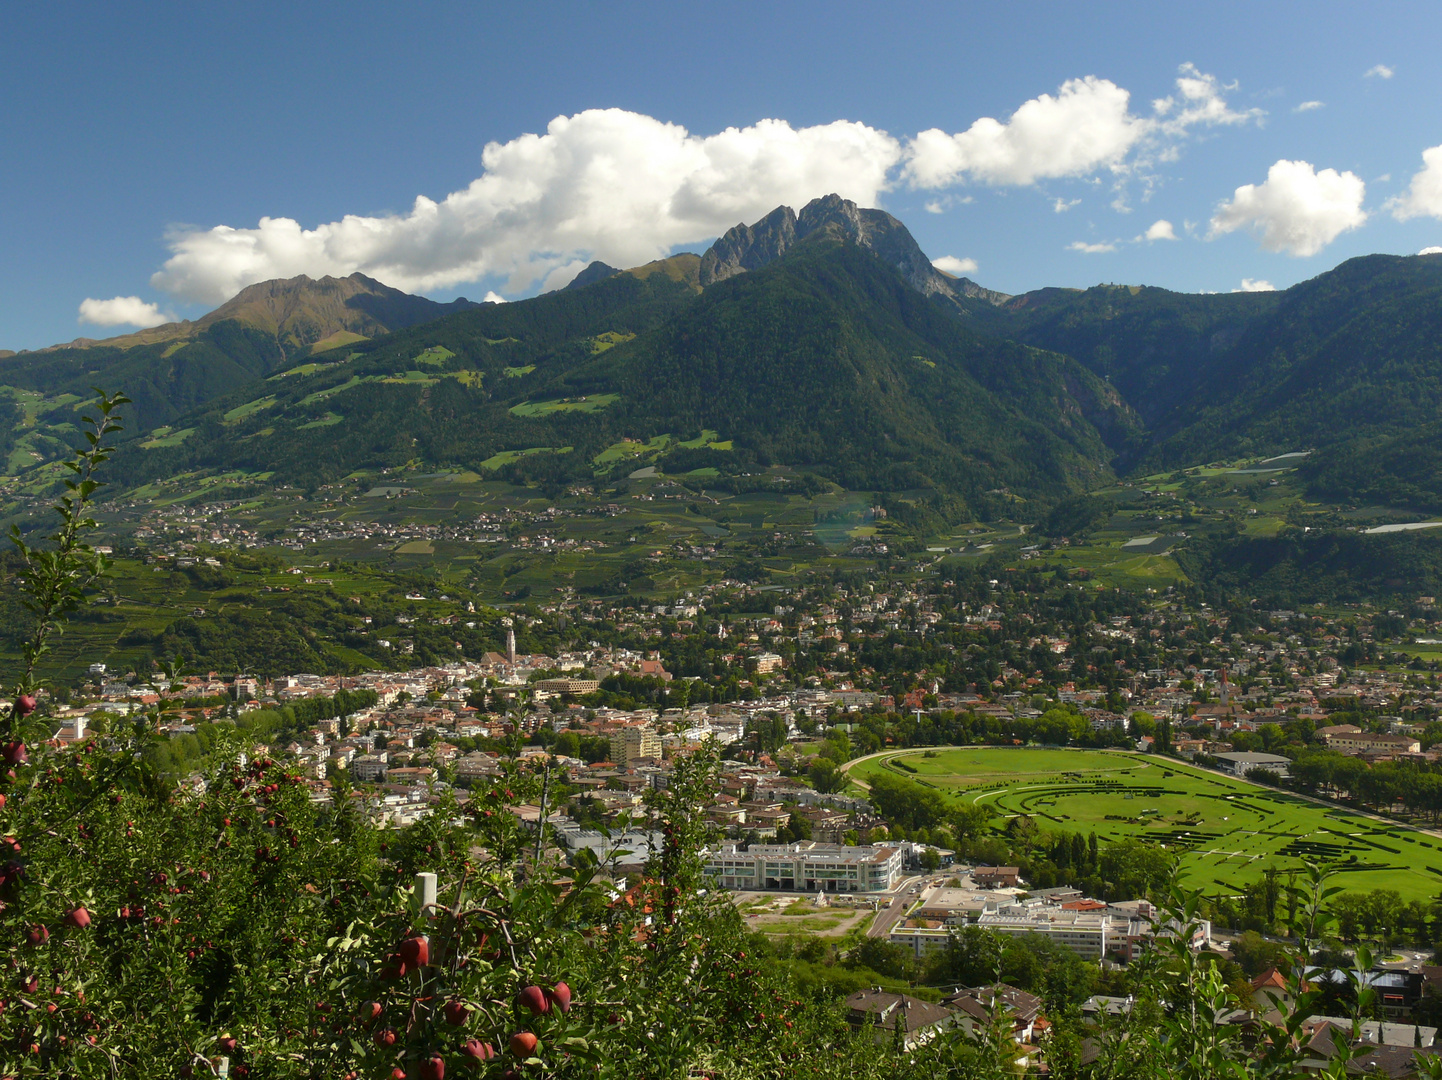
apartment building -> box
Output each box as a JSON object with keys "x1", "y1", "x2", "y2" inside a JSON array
[
  {"x1": 1323, "y1": 731, "x2": 1422, "y2": 755},
  {"x1": 609, "y1": 726, "x2": 663, "y2": 766}
]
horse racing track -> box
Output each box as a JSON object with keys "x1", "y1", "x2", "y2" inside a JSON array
[{"x1": 851, "y1": 747, "x2": 1442, "y2": 901}]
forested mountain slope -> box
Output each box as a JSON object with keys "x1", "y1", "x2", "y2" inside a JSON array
[
  {"x1": 0, "y1": 273, "x2": 485, "y2": 441},
  {"x1": 959, "y1": 284, "x2": 1281, "y2": 429},
  {"x1": 11, "y1": 198, "x2": 1442, "y2": 519},
  {"x1": 111, "y1": 232, "x2": 1135, "y2": 513},
  {"x1": 1148, "y1": 254, "x2": 1442, "y2": 469},
  {"x1": 955, "y1": 253, "x2": 1442, "y2": 505}
]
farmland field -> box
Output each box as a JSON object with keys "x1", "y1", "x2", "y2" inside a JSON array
[{"x1": 849, "y1": 747, "x2": 1442, "y2": 901}]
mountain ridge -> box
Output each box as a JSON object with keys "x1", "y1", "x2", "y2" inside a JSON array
[
  {"x1": 25, "y1": 272, "x2": 485, "y2": 356},
  {"x1": 7, "y1": 200, "x2": 1442, "y2": 519},
  {"x1": 697, "y1": 194, "x2": 1011, "y2": 313}
]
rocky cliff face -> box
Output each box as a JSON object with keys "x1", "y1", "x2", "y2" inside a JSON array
[
  {"x1": 698, "y1": 205, "x2": 799, "y2": 285},
  {"x1": 698, "y1": 194, "x2": 1010, "y2": 309}
]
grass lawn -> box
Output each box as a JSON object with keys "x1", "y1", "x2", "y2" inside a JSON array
[
  {"x1": 509, "y1": 394, "x2": 618, "y2": 417},
  {"x1": 479, "y1": 446, "x2": 574, "y2": 470},
  {"x1": 140, "y1": 427, "x2": 196, "y2": 448},
  {"x1": 594, "y1": 434, "x2": 670, "y2": 465},
  {"x1": 850, "y1": 747, "x2": 1442, "y2": 902},
  {"x1": 590, "y1": 331, "x2": 636, "y2": 353},
  {"x1": 223, "y1": 396, "x2": 277, "y2": 422}
]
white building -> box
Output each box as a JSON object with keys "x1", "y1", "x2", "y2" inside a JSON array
[
  {"x1": 705, "y1": 841, "x2": 903, "y2": 893},
  {"x1": 889, "y1": 893, "x2": 1209, "y2": 962}
]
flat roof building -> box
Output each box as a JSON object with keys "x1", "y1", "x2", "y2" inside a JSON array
[
  {"x1": 705, "y1": 841, "x2": 904, "y2": 893},
  {"x1": 1212, "y1": 751, "x2": 1291, "y2": 778}
]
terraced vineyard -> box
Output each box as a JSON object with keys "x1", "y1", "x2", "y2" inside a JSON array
[{"x1": 850, "y1": 747, "x2": 1442, "y2": 901}]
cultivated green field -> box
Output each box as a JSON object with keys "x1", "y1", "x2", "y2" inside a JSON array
[{"x1": 850, "y1": 747, "x2": 1442, "y2": 902}]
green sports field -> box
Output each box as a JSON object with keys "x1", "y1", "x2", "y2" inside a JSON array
[{"x1": 849, "y1": 747, "x2": 1442, "y2": 902}]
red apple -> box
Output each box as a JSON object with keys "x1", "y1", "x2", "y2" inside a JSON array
[
  {"x1": 1, "y1": 742, "x2": 25, "y2": 766},
  {"x1": 508, "y1": 1031, "x2": 538, "y2": 1057},
  {"x1": 546, "y1": 982, "x2": 572, "y2": 1014},
  {"x1": 515, "y1": 985, "x2": 549, "y2": 1016},
  {"x1": 398, "y1": 935, "x2": 429, "y2": 968},
  {"x1": 461, "y1": 1038, "x2": 494, "y2": 1063},
  {"x1": 373, "y1": 1027, "x2": 396, "y2": 1047},
  {"x1": 390, "y1": 1071, "x2": 406, "y2": 1080},
  {"x1": 218, "y1": 1036, "x2": 238, "y2": 1054},
  {"x1": 443, "y1": 999, "x2": 468, "y2": 1026},
  {"x1": 379, "y1": 954, "x2": 408, "y2": 981},
  {"x1": 26, "y1": 926, "x2": 48, "y2": 946},
  {"x1": 64, "y1": 907, "x2": 91, "y2": 929},
  {"x1": 360, "y1": 1000, "x2": 382, "y2": 1022},
  {"x1": 14, "y1": 695, "x2": 37, "y2": 717},
  {"x1": 420, "y1": 1056, "x2": 445, "y2": 1080}
]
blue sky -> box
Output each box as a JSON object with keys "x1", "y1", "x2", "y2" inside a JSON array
[{"x1": 5, "y1": 0, "x2": 1442, "y2": 350}]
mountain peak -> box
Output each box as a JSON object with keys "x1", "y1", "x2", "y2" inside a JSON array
[
  {"x1": 564, "y1": 261, "x2": 623, "y2": 291},
  {"x1": 698, "y1": 194, "x2": 1009, "y2": 308}
]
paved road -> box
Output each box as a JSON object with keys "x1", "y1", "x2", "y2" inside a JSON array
[
  {"x1": 867, "y1": 888, "x2": 913, "y2": 939},
  {"x1": 866, "y1": 875, "x2": 950, "y2": 938}
]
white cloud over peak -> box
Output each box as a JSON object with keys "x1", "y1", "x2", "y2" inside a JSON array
[
  {"x1": 152, "y1": 110, "x2": 903, "y2": 304},
  {"x1": 78, "y1": 296, "x2": 174, "y2": 327},
  {"x1": 1294, "y1": 100, "x2": 1324, "y2": 112},
  {"x1": 932, "y1": 255, "x2": 979, "y2": 276},
  {"x1": 1209, "y1": 159, "x2": 1367, "y2": 256},
  {"x1": 1388, "y1": 145, "x2": 1442, "y2": 221},
  {"x1": 1365, "y1": 64, "x2": 1395, "y2": 79},
  {"x1": 1144, "y1": 219, "x2": 1177, "y2": 241},
  {"x1": 140, "y1": 70, "x2": 1265, "y2": 307},
  {"x1": 1237, "y1": 278, "x2": 1277, "y2": 292},
  {"x1": 1420, "y1": 247, "x2": 1442, "y2": 256},
  {"x1": 1068, "y1": 240, "x2": 1117, "y2": 254}
]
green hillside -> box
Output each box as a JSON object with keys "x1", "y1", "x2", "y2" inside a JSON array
[
  {"x1": 103, "y1": 233, "x2": 1135, "y2": 516},
  {"x1": 0, "y1": 273, "x2": 484, "y2": 449},
  {"x1": 1152, "y1": 254, "x2": 1442, "y2": 470},
  {"x1": 962, "y1": 283, "x2": 1281, "y2": 428}
]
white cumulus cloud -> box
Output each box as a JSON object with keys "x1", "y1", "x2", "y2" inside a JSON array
[
  {"x1": 1236, "y1": 278, "x2": 1277, "y2": 292},
  {"x1": 135, "y1": 74, "x2": 1267, "y2": 307},
  {"x1": 1365, "y1": 64, "x2": 1395, "y2": 79},
  {"x1": 151, "y1": 110, "x2": 904, "y2": 305},
  {"x1": 1144, "y1": 219, "x2": 1177, "y2": 241},
  {"x1": 1053, "y1": 197, "x2": 1081, "y2": 213},
  {"x1": 1209, "y1": 159, "x2": 1367, "y2": 256},
  {"x1": 1068, "y1": 240, "x2": 1117, "y2": 254},
  {"x1": 1388, "y1": 145, "x2": 1442, "y2": 221},
  {"x1": 905, "y1": 76, "x2": 1146, "y2": 188},
  {"x1": 1151, "y1": 63, "x2": 1266, "y2": 135},
  {"x1": 1294, "y1": 100, "x2": 1325, "y2": 112},
  {"x1": 1420, "y1": 247, "x2": 1442, "y2": 255},
  {"x1": 77, "y1": 296, "x2": 175, "y2": 327},
  {"x1": 932, "y1": 255, "x2": 979, "y2": 276},
  {"x1": 903, "y1": 63, "x2": 1260, "y2": 190}
]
